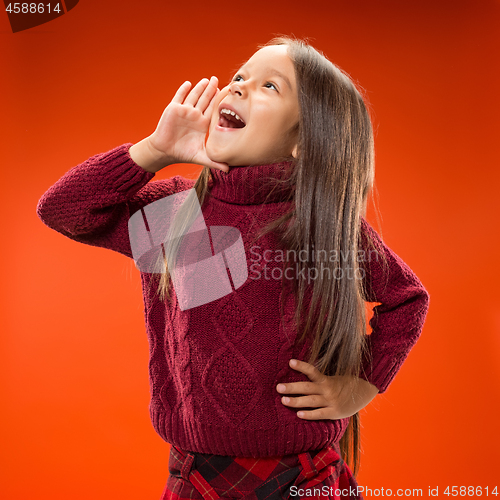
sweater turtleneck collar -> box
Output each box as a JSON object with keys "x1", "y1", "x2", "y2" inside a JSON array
[{"x1": 208, "y1": 161, "x2": 295, "y2": 205}]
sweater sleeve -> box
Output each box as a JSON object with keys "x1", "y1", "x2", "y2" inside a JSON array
[
  {"x1": 358, "y1": 217, "x2": 430, "y2": 394},
  {"x1": 36, "y1": 143, "x2": 194, "y2": 260}
]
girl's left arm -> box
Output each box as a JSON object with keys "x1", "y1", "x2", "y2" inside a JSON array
[
  {"x1": 278, "y1": 217, "x2": 430, "y2": 420},
  {"x1": 357, "y1": 217, "x2": 431, "y2": 394}
]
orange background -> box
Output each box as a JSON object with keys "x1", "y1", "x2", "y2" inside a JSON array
[{"x1": 1, "y1": 0, "x2": 499, "y2": 498}]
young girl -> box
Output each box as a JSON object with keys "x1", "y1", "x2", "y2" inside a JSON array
[{"x1": 37, "y1": 37, "x2": 430, "y2": 499}]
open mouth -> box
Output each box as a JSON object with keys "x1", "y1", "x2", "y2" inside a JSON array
[{"x1": 218, "y1": 108, "x2": 246, "y2": 129}]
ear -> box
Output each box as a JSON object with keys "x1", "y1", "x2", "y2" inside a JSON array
[{"x1": 291, "y1": 144, "x2": 298, "y2": 159}]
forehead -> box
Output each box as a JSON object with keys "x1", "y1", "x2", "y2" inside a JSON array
[{"x1": 241, "y1": 45, "x2": 293, "y2": 72}]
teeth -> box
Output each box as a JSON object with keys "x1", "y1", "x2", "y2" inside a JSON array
[{"x1": 220, "y1": 108, "x2": 245, "y2": 124}]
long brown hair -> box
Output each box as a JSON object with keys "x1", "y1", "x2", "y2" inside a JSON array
[{"x1": 154, "y1": 36, "x2": 387, "y2": 476}]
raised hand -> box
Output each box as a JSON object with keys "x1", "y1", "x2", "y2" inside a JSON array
[
  {"x1": 133, "y1": 77, "x2": 229, "y2": 173},
  {"x1": 276, "y1": 359, "x2": 379, "y2": 420}
]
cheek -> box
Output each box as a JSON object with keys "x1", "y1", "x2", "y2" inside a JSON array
[{"x1": 257, "y1": 112, "x2": 283, "y2": 136}]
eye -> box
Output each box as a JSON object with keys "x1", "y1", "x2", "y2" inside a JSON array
[
  {"x1": 232, "y1": 74, "x2": 244, "y2": 82},
  {"x1": 264, "y1": 82, "x2": 278, "y2": 92}
]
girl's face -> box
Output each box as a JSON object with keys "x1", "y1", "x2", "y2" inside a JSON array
[{"x1": 206, "y1": 45, "x2": 299, "y2": 167}]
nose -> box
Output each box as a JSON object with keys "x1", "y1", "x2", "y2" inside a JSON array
[{"x1": 228, "y1": 81, "x2": 244, "y2": 96}]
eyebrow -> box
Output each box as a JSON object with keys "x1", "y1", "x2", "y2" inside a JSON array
[
  {"x1": 237, "y1": 66, "x2": 293, "y2": 91},
  {"x1": 270, "y1": 69, "x2": 292, "y2": 91}
]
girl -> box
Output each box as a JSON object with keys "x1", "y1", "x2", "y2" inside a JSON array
[{"x1": 37, "y1": 37, "x2": 430, "y2": 499}]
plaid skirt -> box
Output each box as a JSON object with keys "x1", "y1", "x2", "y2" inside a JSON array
[{"x1": 160, "y1": 444, "x2": 363, "y2": 500}]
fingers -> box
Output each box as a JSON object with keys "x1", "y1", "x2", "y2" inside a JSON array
[
  {"x1": 288, "y1": 359, "x2": 326, "y2": 383},
  {"x1": 281, "y1": 394, "x2": 332, "y2": 420},
  {"x1": 196, "y1": 77, "x2": 219, "y2": 113},
  {"x1": 295, "y1": 408, "x2": 331, "y2": 420},
  {"x1": 280, "y1": 394, "x2": 327, "y2": 409},
  {"x1": 203, "y1": 87, "x2": 220, "y2": 119},
  {"x1": 171, "y1": 81, "x2": 192, "y2": 104},
  {"x1": 183, "y1": 78, "x2": 208, "y2": 106},
  {"x1": 277, "y1": 381, "x2": 318, "y2": 395},
  {"x1": 170, "y1": 78, "x2": 219, "y2": 117},
  {"x1": 184, "y1": 76, "x2": 218, "y2": 109}
]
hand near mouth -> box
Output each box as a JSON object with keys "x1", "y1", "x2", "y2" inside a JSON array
[{"x1": 143, "y1": 77, "x2": 230, "y2": 173}]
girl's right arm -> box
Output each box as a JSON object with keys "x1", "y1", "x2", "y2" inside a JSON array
[
  {"x1": 36, "y1": 77, "x2": 228, "y2": 259},
  {"x1": 36, "y1": 144, "x2": 181, "y2": 259}
]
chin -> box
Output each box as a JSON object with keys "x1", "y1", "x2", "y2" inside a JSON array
[
  {"x1": 207, "y1": 148, "x2": 237, "y2": 167},
  {"x1": 205, "y1": 147, "x2": 223, "y2": 164}
]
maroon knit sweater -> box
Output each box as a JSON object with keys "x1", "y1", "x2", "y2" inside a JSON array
[{"x1": 36, "y1": 143, "x2": 430, "y2": 457}]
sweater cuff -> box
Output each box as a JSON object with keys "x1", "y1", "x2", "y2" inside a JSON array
[
  {"x1": 87, "y1": 143, "x2": 156, "y2": 194},
  {"x1": 358, "y1": 335, "x2": 409, "y2": 394}
]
